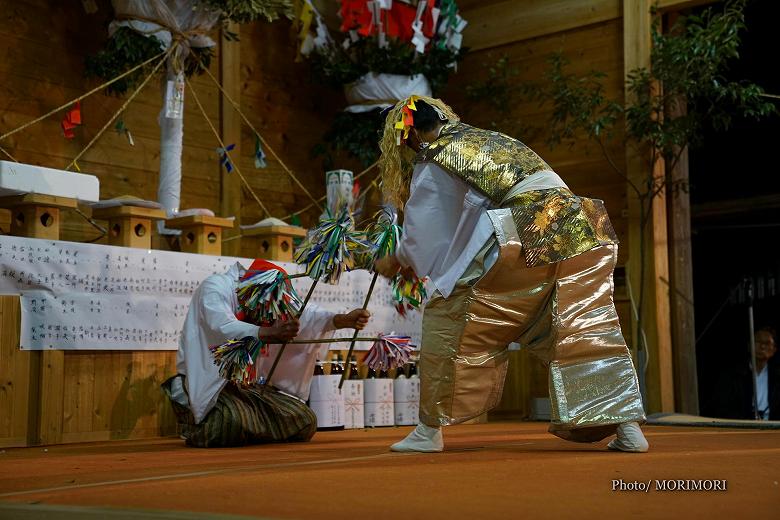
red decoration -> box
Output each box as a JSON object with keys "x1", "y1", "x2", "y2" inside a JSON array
[
  {"x1": 61, "y1": 101, "x2": 82, "y2": 139},
  {"x1": 340, "y1": 1, "x2": 436, "y2": 43}
]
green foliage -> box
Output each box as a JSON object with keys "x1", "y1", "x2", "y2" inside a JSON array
[
  {"x1": 198, "y1": 0, "x2": 293, "y2": 23},
  {"x1": 464, "y1": 54, "x2": 539, "y2": 139},
  {"x1": 84, "y1": 27, "x2": 166, "y2": 96},
  {"x1": 309, "y1": 37, "x2": 465, "y2": 94},
  {"x1": 309, "y1": 38, "x2": 464, "y2": 165},
  {"x1": 85, "y1": 0, "x2": 291, "y2": 96},
  {"x1": 313, "y1": 109, "x2": 385, "y2": 169},
  {"x1": 531, "y1": 0, "x2": 775, "y2": 168},
  {"x1": 525, "y1": 53, "x2": 622, "y2": 149}
]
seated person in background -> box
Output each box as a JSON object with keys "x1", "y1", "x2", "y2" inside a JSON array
[
  {"x1": 163, "y1": 260, "x2": 370, "y2": 447},
  {"x1": 711, "y1": 326, "x2": 779, "y2": 420}
]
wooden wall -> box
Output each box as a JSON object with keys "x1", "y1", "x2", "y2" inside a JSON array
[
  {"x1": 0, "y1": 0, "x2": 354, "y2": 446},
  {"x1": 444, "y1": 6, "x2": 633, "y2": 419}
]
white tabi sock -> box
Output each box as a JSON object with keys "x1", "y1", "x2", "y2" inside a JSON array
[
  {"x1": 607, "y1": 421, "x2": 650, "y2": 453},
  {"x1": 390, "y1": 423, "x2": 444, "y2": 453}
]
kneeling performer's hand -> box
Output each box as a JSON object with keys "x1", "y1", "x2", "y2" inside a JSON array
[
  {"x1": 269, "y1": 318, "x2": 300, "y2": 342},
  {"x1": 334, "y1": 309, "x2": 371, "y2": 330}
]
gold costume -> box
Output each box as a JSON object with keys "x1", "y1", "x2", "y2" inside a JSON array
[{"x1": 416, "y1": 123, "x2": 645, "y2": 442}]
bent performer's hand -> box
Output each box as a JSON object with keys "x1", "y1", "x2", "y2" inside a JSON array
[
  {"x1": 260, "y1": 318, "x2": 300, "y2": 342},
  {"x1": 374, "y1": 255, "x2": 401, "y2": 278}
]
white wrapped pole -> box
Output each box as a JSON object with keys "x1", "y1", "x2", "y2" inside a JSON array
[
  {"x1": 108, "y1": 0, "x2": 220, "y2": 233},
  {"x1": 158, "y1": 66, "x2": 185, "y2": 234}
]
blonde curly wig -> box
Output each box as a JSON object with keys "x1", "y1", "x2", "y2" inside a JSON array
[{"x1": 378, "y1": 96, "x2": 459, "y2": 209}]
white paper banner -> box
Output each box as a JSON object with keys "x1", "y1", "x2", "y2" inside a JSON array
[{"x1": 0, "y1": 236, "x2": 423, "y2": 350}]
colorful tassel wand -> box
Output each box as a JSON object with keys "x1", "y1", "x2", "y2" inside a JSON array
[
  {"x1": 294, "y1": 206, "x2": 369, "y2": 285},
  {"x1": 339, "y1": 207, "x2": 399, "y2": 389},
  {"x1": 364, "y1": 334, "x2": 415, "y2": 371},
  {"x1": 209, "y1": 336, "x2": 266, "y2": 384}
]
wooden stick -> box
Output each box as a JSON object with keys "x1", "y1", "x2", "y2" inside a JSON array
[
  {"x1": 265, "y1": 336, "x2": 381, "y2": 344},
  {"x1": 338, "y1": 271, "x2": 379, "y2": 389},
  {"x1": 262, "y1": 279, "x2": 318, "y2": 390}
]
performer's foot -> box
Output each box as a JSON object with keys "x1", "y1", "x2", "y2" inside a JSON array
[
  {"x1": 390, "y1": 423, "x2": 443, "y2": 453},
  {"x1": 607, "y1": 422, "x2": 649, "y2": 453}
]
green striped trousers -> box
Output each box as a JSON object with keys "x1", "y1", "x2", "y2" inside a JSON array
[{"x1": 162, "y1": 375, "x2": 317, "y2": 448}]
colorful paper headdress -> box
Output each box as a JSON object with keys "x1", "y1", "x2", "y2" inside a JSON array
[
  {"x1": 394, "y1": 95, "x2": 420, "y2": 146},
  {"x1": 235, "y1": 259, "x2": 302, "y2": 325}
]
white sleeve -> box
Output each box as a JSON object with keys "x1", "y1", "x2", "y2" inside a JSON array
[
  {"x1": 395, "y1": 163, "x2": 468, "y2": 277},
  {"x1": 200, "y1": 277, "x2": 260, "y2": 341},
  {"x1": 299, "y1": 302, "x2": 338, "y2": 336},
  {"x1": 298, "y1": 302, "x2": 338, "y2": 359}
]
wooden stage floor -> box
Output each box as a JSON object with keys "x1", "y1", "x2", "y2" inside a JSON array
[{"x1": 0, "y1": 422, "x2": 778, "y2": 519}]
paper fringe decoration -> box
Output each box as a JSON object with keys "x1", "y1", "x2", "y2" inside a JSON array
[
  {"x1": 394, "y1": 95, "x2": 419, "y2": 146},
  {"x1": 254, "y1": 135, "x2": 267, "y2": 169},
  {"x1": 295, "y1": 206, "x2": 369, "y2": 284},
  {"x1": 392, "y1": 274, "x2": 428, "y2": 317},
  {"x1": 61, "y1": 101, "x2": 82, "y2": 139},
  {"x1": 367, "y1": 207, "x2": 427, "y2": 316},
  {"x1": 209, "y1": 336, "x2": 266, "y2": 384},
  {"x1": 365, "y1": 334, "x2": 415, "y2": 371},
  {"x1": 217, "y1": 143, "x2": 235, "y2": 173},
  {"x1": 367, "y1": 206, "x2": 400, "y2": 270},
  {"x1": 236, "y1": 267, "x2": 302, "y2": 325}
]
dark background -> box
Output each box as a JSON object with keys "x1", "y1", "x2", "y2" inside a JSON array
[{"x1": 688, "y1": 0, "x2": 780, "y2": 416}]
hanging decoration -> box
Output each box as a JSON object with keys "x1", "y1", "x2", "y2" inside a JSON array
[
  {"x1": 297, "y1": 0, "x2": 467, "y2": 167},
  {"x1": 217, "y1": 143, "x2": 236, "y2": 173},
  {"x1": 61, "y1": 102, "x2": 82, "y2": 140},
  {"x1": 114, "y1": 119, "x2": 135, "y2": 146},
  {"x1": 254, "y1": 135, "x2": 267, "y2": 169}
]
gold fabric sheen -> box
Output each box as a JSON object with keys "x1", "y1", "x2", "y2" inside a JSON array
[
  {"x1": 417, "y1": 123, "x2": 618, "y2": 267},
  {"x1": 418, "y1": 214, "x2": 645, "y2": 442}
]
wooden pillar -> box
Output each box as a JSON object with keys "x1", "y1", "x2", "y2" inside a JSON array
[
  {"x1": 242, "y1": 224, "x2": 307, "y2": 262},
  {"x1": 0, "y1": 193, "x2": 77, "y2": 445},
  {"x1": 0, "y1": 208, "x2": 10, "y2": 234},
  {"x1": 623, "y1": 0, "x2": 675, "y2": 413},
  {"x1": 666, "y1": 100, "x2": 699, "y2": 415},
  {"x1": 220, "y1": 22, "x2": 242, "y2": 257},
  {"x1": 92, "y1": 206, "x2": 167, "y2": 249},
  {"x1": 166, "y1": 215, "x2": 235, "y2": 256}
]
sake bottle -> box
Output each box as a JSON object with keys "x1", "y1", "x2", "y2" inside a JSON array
[{"x1": 349, "y1": 356, "x2": 359, "y2": 380}]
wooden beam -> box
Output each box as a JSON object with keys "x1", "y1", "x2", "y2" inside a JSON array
[
  {"x1": 623, "y1": 0, "x2": 675, "y2": 413},
  {"x1": 463, "y1": 0, "x2": 621, "y2": 51},
  {"x1": 655, "y1": 0, "x2": 718, "y2": 13},
  {"x1": 220, "y1": 22, "x2": 242, "y2": 257}
]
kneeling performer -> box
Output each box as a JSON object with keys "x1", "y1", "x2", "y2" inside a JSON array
[{"x1": 163, "y1": 260, "x2": 370, "y2": 447}]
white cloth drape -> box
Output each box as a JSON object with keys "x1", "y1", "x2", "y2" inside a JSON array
[{"x1": 343, "y1": 73, "x2": 431, "y2": 113}]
